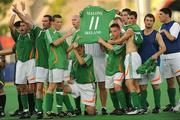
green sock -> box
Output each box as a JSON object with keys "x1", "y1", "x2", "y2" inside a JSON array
[
  {"x1": 56, "y1": 88, "x2": 63, "y2": 113},
  {"x1": 63, "y1": 94, "x2": 74, "y2": 112},
  {"x1": 36, "y1": 98, "x2": 43, "y2": 112},
  {"x1": 116, "y1": 90, "x2": 127, "y2": 109},
  {"x1": 153, "y1": 89, "x2": 161, "y2": 108},
  {"x1": 110, "y1": 91, "x2": 120, "y2": 109},
  {"x1": 74, "y1": 96, "x2": 81, "y2": 110},
  {"x1": 126, "y1": 93, "x2": 133, "y2": 108},
  {"x1": 168, "y1": 88, "x2": 176, "y2": 106},
  {"x1": 140, "y1": 90, "x2": 147, "y2": 109},
  {"x1": 130, "y1": 92, "x2": 140, "y2": 109},
  {"x1": 45, "y1": 93, "x2": 53, "y2": 113},
  {"x1": 21, "y1": 94, "x2": 28, "y2": 111}
]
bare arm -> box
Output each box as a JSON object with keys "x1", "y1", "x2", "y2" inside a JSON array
[
  {"x1": 151, "y1": 32, "x2": 166, "y2": 60},
  {"x1": 12, "y1": 5, "x2": 33, "y2": 29},
  {"x1": 52, "y1": 31, "x2": 72, "y2": 46},
  {"x1": 8, "y1": 14, "x2": 16, "y2": 32},
  {"x1": 0, "y1": 48, "x2": 13, "y2": 56},
  {"x1": 98, "y1": 38, "x2": 113, "y2": 50},
  {"x1": 160, "y1": 29, "x2": 176, "y2": 41}
]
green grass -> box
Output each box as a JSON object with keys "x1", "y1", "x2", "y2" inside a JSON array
[{"x1": 2, "y1": 81, "x2": 180, "y2": 120}]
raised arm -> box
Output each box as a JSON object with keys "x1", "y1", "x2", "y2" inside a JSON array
[
  {"x1": 12, "y1": 4, "x2": 33, "y2": 29},
  {"x1": 151, "y1": 32, "x2": 166, "y2": 60},
  {"x1": 8, "y1": 14, "x2": 16, "y2": 32},
  {"x1": 72, "y1": 43, "x2": 85, "y2": 65}
]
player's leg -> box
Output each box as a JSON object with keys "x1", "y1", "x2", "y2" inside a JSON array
[
  {"x1": 28, "y1": 83, "x2": 36, "y2": 115},
  {"x1": 150, "y1": 66, "x2": 162, "y2": 113},
  {"x1": 114, "y1": 72, "x2": 127, "y2": 114},
  {"x1": 98, "y1": 82, "x2": 107, "y2": 115}
]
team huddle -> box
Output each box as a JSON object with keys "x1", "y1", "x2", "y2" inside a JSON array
[{"x1": 0, "y1": 2, "x2": 180, "y2": 119}]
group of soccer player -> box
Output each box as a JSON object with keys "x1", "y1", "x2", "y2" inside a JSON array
[{"x1": 0, "y1": 1, "x2": 179, "y2": 119}]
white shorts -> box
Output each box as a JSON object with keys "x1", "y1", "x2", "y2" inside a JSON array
[
  {"x1": 125, "y1": 52, "x2": 142, "y2": 80},
  {"x1": 63, "y1": 60, "x2": 72, "y2": 81},
  {"x1": 93, "y1": 56, "x2": 106, "y2": 82},
  {"x1": 105, "y1": 72, "x2": 124, "y2": 89},
  {"x1": 36, "y1": 67, "x2": 48, "y2": 83},
  {"x1": 49, "y1": 69, "x2": 64, "y2": 83},
  {"x1": 161, "y1": 52, "x2": 180, "y2": 79},
  {"x1": 15, "y1": 59, "x2": 36, "y2": 84},
  {"x1": 69, "y1": 82, "x2": 96, "y2": 106},
  {"x1": 139, "y1": 66, "x2": 162, "y2": 85}
]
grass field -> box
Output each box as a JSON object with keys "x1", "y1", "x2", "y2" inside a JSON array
[{"x1": 1, "y1": 81, "x2": 180, "y2": 120}]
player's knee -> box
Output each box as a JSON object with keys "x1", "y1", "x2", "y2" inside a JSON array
[
  {"x1": 140, "y1": 85, "x2": 147, "y2": 91},
  {"x1": 114, "y1": 84, "x2": 122, "y2": 91},
  {"x1": 167, "y1": 78, "x2": 175, "y2": 88},
  {"x1": 152, "y1": 84, "x2": 160, "y2": 90},
  {"x1": 86, "y1": 106, "x2": 95, "y2": 115}
]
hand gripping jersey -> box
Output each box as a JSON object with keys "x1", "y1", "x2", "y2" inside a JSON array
[{"x1": 78, "y1": 6, "x2": 115, "y2": 44}]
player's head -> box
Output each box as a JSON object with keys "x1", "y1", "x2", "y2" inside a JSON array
[
  {"x1": 52, "y1": 14, "x2": 62, "y2": 31},
  {"x1": 72, "y1": 15, "x2": 80, "y2": 29},
  {"x1": 144, "y1": 13, "x2": 155, "y2": 29},
  {"x1": 110, "y1": 23, "x2": 121, "y2": 39},
  {"x1": 76, "y1": 44, "x2": 85, "y2": 56},
  {"x1": 128, "y1": 11, "x2": 137, "y2": 25},
  {"x1": 19, "y1": 21, "x2": 29, "y2": 34},
  {"x1": 121, "y1": 8, "x2": 131, "y2": 25},
  {"x1": 42, "y1": 15, "x2": 52, "y2": 29},
  {"x1": 14, "y1": 21, "x2": 21, "y2": 32},
  {"x1": 159, "y1": 8, "x2": 172, "y2": 23},
  {"x1": 113, "y1": 17, "x2": 123, "y2": 28}
]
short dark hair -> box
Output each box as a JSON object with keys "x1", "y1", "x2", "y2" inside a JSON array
[
  {"x1": 144, "y1": 13, "x2": 155, "y2": 22},
  {"x1": 52, "y1": 14, "x2": 62, "y2": 21},
  {"x1": 122, "y1": 8, "x2": 131, "y2": 14},
  {"x1": 14, "y1": 21, "x2": 21, "y2": 28},
  {"x1": 129, "y1": 11, "x2": 137, "y2": 19},
  {"x1": 43, "y1": 15, "x2": 53, "y2": 22},
  {"x1": 114, "y1": 17, "x2": 123, "y2": 22},
  {"x1": 160, "y1": 8, "x2": 172, "y2": 17},
  {"x1": 110, "y1": 23, "x2": 120, "y2": 29}
]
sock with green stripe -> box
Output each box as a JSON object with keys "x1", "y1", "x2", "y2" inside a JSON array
[
  {"x1": 63, "y1": 94, "x2": 74, "y2": 112},
  {"x1": 56, "y1": 88, "x2": 63, "y2": 113},
  {"x1": 130, "y1": 92, "x2": 140, "y2": 109},
  {"x1": 36, "y1": 98, "x2": 43, "y2": 112},
  {"x1": 110, "y1": 91, "x2": 120, "y2": 109},
  {"x1": 116, "y1": 90, "x2": 127, "y2": 109},
  {"x1": 153, "y1": 89, "x2": 161, "y2": 108},
  {"x1": 140, "y1": 90, "x2": 147, "y2": 109},
  {"x1": 168, "y1": 88, "x2": 176, "y2": 106},
  {"x1": 45, "y1": 93, "x2": 53, "y2": 113},
  {"x1": 21, "y1": 94, "x2": 29, "y2": 111}
]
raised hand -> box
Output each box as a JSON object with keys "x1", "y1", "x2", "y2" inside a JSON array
[{"x1": 20, "y1": 1, "x2": 25, "y2": 11}]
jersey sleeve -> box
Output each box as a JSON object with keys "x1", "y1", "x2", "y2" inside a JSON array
[
  {"x1": 32, "y1": 25, "x2": 42, "y2": 38},
  {"x1": 83, "y1": 54, "x2": 93, "y2": 66},
  {"x1": 11, "y1": 30, "x2": 20, "y2": 42},
  {"x1": 112, "y1": 44, "x2": 126, "y2": 55},
  {"x1": 169, "y1": 22, "x2": 180, "y2": 39},
  {"x1": 45, "y1": 29, "x2": 53, "y2": 44}
]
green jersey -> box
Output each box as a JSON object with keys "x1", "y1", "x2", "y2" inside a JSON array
[
  {"x1": 126, "y1": 24, "x2": 143, "y2": 46},
  {"x1": 11, "y1": 30, "x2": 35, "y2": 62},
  {"x1": 45, "y1": 28, "x2": 69, "y2": 70},
  {"x1": 71, "y1": 54, "x2": 95, "y2": 84},
  {"x1": 78, "y1": 6, "x2": 115, "y2": 44},
  {"x1": 105, "y1": 44, "x2": 125, "y2": 76},
  {"x1": 32, "y1": 26, "x2": 48, "y2": 68}
]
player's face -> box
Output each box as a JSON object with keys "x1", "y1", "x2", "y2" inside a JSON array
[
  {"x1": 53, "y1": 18, "x2": 62, "y2": 31},
  {"x1": 144, "y1": 17, "x2": 154, "y2": 29},
  {"x1": 20, "y1": 22, "x2": 28, "y2": 34},
  {"x1": 121, "y1": 11, "x2": 129, "y2": 25},
  {"x1": 110, "y1": 27, "x2": 120, "y2": 39},
  {"x1": 42, "y1": 17, "x2": 51, "y2": 29},
  {"x1": 77, "y1": 45, "x2": 85, "y2": 56},
  {"x1": 128, "y1": 15, "x2": 136, "y2": 24},
  {"x1": 72, "y1": 16, "x2": 80, "y2": 29},
  {"x1": 159, "y1": 11, "x2": 167, "y2": 23}
]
